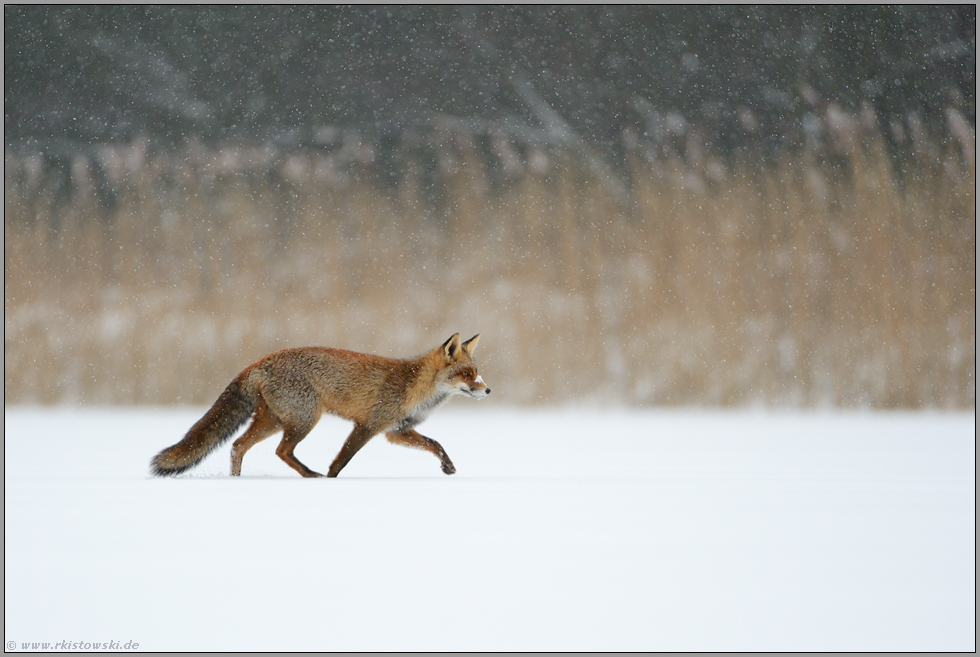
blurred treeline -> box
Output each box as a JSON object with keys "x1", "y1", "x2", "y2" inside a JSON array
[
  {"x1": 5, "y1": 6, "x2": 974, "y2": 154},
  {"x1": 3, "y1": 6, "x2": 976, "y2": 408}
]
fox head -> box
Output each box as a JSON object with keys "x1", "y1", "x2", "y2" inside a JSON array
[{"x1": 435, "y1": 333, "x2": 491, "y2": 400}]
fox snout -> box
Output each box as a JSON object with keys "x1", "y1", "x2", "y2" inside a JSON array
[{"x1": 468, "y1": 375, "x2": 491, "y2": 399}]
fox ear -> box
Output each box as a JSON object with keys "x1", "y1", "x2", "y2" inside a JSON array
[
  {"x1": 462, "y1": 334, "x2": 480, "y2": 357},
  {"x1": 441, "y1": 333, "x2": 462, "y2": 359}
]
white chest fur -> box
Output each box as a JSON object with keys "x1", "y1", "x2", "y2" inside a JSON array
[{"x1": 392, "y1": 392, "x2": 450, "y2": 432}]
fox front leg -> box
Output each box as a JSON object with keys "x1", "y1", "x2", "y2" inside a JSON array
[
  {"x1": 385, "y1": 429, "x2": 456, "y2": 475},
  {"x1": 327, "y1": 423, "x2": 378, "y2": 477}
]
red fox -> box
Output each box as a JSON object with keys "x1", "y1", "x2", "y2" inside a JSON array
[{"x1": 150, "y1": 333, "x2": 490, "y2": 478}]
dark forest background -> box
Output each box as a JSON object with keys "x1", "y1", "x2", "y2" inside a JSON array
[{"x1": 6, "y1": 6, "x2": 974, "y2": 155}]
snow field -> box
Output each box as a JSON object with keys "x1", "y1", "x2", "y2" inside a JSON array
[{"x1": 4, "y1": 407, "x2": 975, "y2": 651}]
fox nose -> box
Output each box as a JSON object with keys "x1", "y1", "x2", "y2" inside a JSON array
[{"x1": 484, "y1": 388, "x2": 491, "y2": 394}]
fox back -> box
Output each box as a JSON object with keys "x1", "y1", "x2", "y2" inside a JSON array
[{"x1": 244, "y1": 334, "x2": 488, "y2": 431}]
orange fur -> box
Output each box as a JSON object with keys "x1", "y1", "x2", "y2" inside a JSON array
[{"x1": 150, "y1": 334, "x2": 489, "y2": 478}]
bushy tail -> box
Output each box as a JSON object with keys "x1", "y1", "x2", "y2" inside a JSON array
[{"x1": 150, "y1": 376, "x2": 257, "y2": 476}]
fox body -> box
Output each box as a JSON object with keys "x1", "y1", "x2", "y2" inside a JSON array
[{"x1": 150, "y1": 333, "x2": 490, "y2": 478}]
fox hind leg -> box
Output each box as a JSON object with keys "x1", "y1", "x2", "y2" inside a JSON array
[
  {"x1": 385, "y1": 429, "x2": 456, "y2": 475},
  {"x1": 275, "y1": 421, "x2": 325, "y2": 478},
  {"x1": 230, "y1": 397, "x2": 282, "y2": 476}
]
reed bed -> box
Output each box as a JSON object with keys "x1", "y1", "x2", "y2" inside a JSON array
[{"x1": 5, "y1": 111, "x2": 975, "y2": 408}]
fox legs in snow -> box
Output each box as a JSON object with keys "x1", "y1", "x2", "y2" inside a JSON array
[
  {"x1": 229, "y1": 399, "x2": 456, "y2": 477},
  {"x1": 276, "y1": 425, "x2": 322, "y2": 478},
  {"x1": 327, "y1": 424, "x2": 378, "y2": 477},
  {"x1": 326, "y1": 426, "x2": 457, "y2": 477},
  {"x1": 230, "y1": 397, "x2": 281, "y2": 476},
  {"x1": 386, "y1": 429, "x2": 456, "y2": 475},
  {"x1": 230, "y1": 395, "x2": 324, "y2": 478}
]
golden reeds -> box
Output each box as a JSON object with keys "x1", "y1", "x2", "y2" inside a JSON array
[{"x1": 4, "y1": 113, "x2": 975, "y2": 408}]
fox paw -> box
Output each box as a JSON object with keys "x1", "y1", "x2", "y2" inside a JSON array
[{"x1": 441, "y1": 461, "x2": 456, "y2": 475}]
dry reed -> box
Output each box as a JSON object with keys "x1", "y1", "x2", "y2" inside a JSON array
[{"x1": 4, "y1": 112, "x2": 975, "y2": 408}]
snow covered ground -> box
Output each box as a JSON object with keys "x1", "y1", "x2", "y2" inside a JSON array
[{"x1": 4, "y1": 406, "x2": 975, "y2": 651}]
